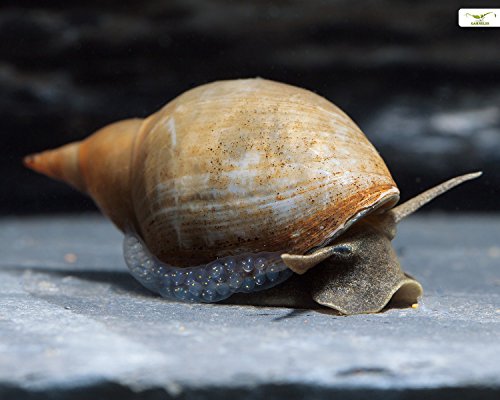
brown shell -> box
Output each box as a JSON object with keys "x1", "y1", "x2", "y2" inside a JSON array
[
  {"x1": 25, "y1": 78, "x2": 399, "y2": 268},
  {"x1": 129, "y1": 78, "x2": 399, "y2": 266}
]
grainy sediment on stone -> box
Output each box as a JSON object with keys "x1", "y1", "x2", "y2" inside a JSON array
[{"x1": 0, "y1": 214, "x2": 499, "y2": 398}]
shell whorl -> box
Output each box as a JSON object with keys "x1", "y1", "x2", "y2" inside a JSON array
[
  {"x1": 130, "y1": 78, "x2": 399, "y2": 267},
  {"x1": 24, "y1": 119, "x2": 142, "y2": 232}
]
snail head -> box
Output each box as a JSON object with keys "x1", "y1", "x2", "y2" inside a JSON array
[{"x1": 281, "y1": 172, "x2": 482, "y2": 275}]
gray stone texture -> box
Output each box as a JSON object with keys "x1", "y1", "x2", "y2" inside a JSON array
[
  {"x1": 2, "y1": 0, "x2": 499, "y2": 213},
  {"x1": 0, "y1": 215, "x2": 499, "y2": 399}
]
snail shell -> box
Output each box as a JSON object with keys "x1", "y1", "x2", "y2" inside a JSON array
[
  {"x1": 132, "y1": 79, "x2": 399, "y2": 265},
  {"x1": 25, "y1": 78, "x2": 400, "y2": 302}
]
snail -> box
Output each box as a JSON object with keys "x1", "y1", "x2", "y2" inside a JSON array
[
  {"x1": 466, "y1": 11, "x2": 496, "y2": 21},
  {"x1": 24, "y1": 78, "x2": 481, "y2": 314}
]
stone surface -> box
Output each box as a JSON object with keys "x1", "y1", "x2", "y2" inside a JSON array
[
  {"x1": 0, "y1": 214, "x2": 499, "y2": 399},
  {"x1": 2, "y1": 0, "x2": 499, "y2": 213}
]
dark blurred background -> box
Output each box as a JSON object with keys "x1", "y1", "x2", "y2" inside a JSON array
[{"x1": 2, "y1": 0, "x2": 499, "y2": 214}]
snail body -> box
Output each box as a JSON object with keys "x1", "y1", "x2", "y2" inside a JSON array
[{"x1": 25, "y1": 78, "x2": 480, "y2": 313}]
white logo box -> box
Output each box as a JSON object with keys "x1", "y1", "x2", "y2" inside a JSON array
[{"x1": 459, "y1": 9, "x2": 500, "y2": 27}]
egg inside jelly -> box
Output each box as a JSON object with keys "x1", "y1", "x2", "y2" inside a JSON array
[{"x1": 123, "y1": 232, "x2": 293, "y2": 303}]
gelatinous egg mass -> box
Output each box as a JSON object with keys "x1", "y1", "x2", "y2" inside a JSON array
[{"x1": 123, "y1": 232, "x2": 293, "y2": 302}]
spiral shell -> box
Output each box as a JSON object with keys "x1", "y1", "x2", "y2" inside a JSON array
[{"x1": 131, "y1": 79, "x2": 399, "y2": 266}]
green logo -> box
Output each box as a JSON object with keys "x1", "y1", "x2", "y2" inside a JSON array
[{"x1": 466, "y1": 11, "x2": 496, "y2": 25}]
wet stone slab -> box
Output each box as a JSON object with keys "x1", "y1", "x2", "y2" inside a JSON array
[{"x1": 0, "y1": 214, "x2": 499, "y2": 399}]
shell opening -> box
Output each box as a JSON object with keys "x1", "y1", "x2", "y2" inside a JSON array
[
  {"x1": 282, "y1": 191, "x2": 400, "y2": 275},
  {"x1": 123, "y1": 232, "x2": 293, "y2": 303}
]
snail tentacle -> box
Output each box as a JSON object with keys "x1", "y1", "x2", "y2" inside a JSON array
[{"x1": 123, "y1": 232, "x2": 293, "y2": 303}]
